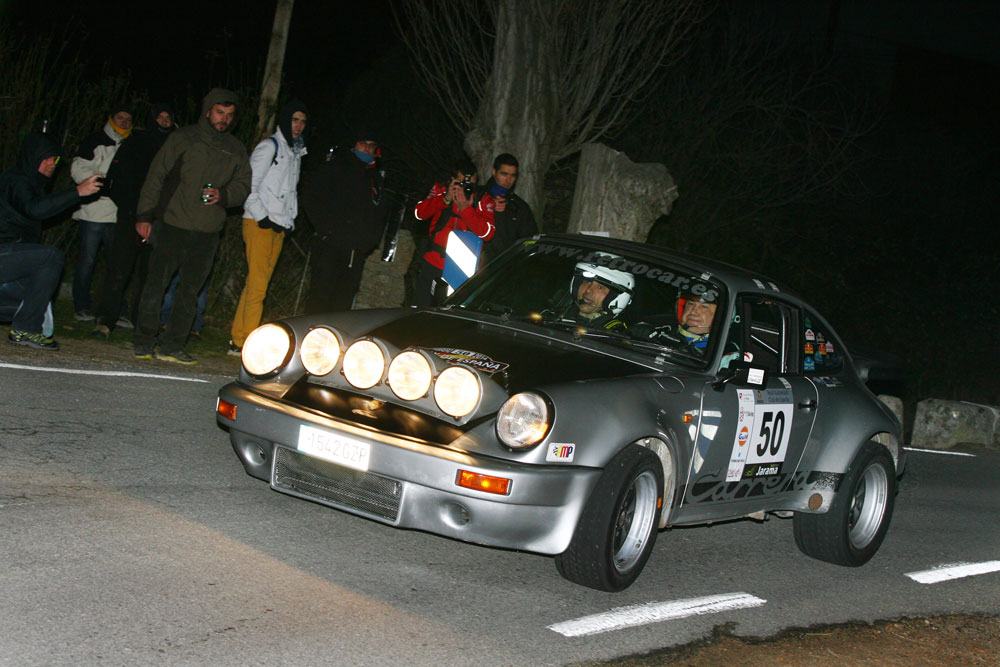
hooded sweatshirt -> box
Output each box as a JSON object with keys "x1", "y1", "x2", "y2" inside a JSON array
[
  {"x1": 0, "y1": 132, "x2": 81, "y2": 243},
  {"x1": 243, "y1": 99, "x2": 308, "y2": 230},
  {"x1": 136, "y1": 88, "x2": 252, "y2": 233},
  {"x1": 105, "y1": 103, "x2": 177, "y2": 225},
  {"x1": 71, "y1": 119, "x2": 128, "y2": 223}
]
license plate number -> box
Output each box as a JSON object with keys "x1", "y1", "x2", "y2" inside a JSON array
[{"x1": 297, "y1": 425, "x2": 371, "y2": 471}]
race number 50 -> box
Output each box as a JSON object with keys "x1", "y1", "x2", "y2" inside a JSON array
[{"x1": 748, "y1": 405, "x2": 793, "y2": 464}]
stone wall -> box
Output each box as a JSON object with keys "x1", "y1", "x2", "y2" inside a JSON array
[
  {"x1": 354, "y1": 229, "x2": 416, "y2": 310},
  {"x1": 911, "y1": 399, "x2": 1000, "y2": 450}
]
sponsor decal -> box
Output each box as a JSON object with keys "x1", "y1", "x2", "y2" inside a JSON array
[
  {"x1": 546, "y1": 442, "x2": 576, "y2": 462},
  {"x1": 803, "y1": 356, "x2": 815, "y2": 371},
  {"x1": 804, "y1": 328, "x2": 815, "y2": 341},
  {"x1": 429, "y1": 347, "x2": 509, "y2": 374},
  {"x1": 728, "y1": 389, "x2": 794, "y2": 481},
  {"x1": 804, "y1": 342, "x2": 814, "y2": 355},
  {"x1": 742, "y1": 462, "x2": 783, "y2": 479},
  {"x1": 778, "y1": 376, "x2": 792, "y2": 389},
  {"x1": 738, "y1": 426, "x2": 749, "y2": 445},
  {"x1": 814, "y1": 376, "x2": 843, "y2": 387},
  {"x1": 825, "y1": 341, "x2": 835, "y2": 354}
]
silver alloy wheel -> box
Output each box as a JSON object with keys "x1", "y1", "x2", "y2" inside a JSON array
[
  {"x1": 613, "y1": 470, "x2": 659, "y2": 573},
  {"x1": 848, "y1": 461, "x2": 889, "y2": 549}
]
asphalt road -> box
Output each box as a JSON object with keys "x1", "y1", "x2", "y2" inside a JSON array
[{"x1": 1, "y1": 357, "x2": 998, "y2": 665}]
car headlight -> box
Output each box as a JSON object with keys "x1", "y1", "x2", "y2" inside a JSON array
[
  {"x1": 343, "y1": 340, "x2": 385, "y2": 389},
  {"x1": 433, "y1": 365, "x2": 480, "y2": 418},
  {"x1": 242, "y1": 323, "x2": 292, "y2": 376},
  {"x1": 496, "y1": 392, "x2": 550, "y2": 449},
  {"x1": 387, "y1": 351, "x2": 432, "y2": 401},
  {"x1": 300, "y1": 327, "x2": 341, "y2": 376}
]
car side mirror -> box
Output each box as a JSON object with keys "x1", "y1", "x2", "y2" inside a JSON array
[{"x1": 713, "y1": 361, "x2": 767, "y2": 391}]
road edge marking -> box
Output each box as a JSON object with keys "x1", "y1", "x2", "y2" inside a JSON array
[
  {"x1": 905, "y1": 560, "x2": 1000, "y2": 584},
  {"x1": 903, "y1": 447, "x2": 976, "y2": 457},
  {"x1": 0, "y1": 361, "x2": 210, "y2": 383},
  {"x1": 548, "y1": 592, "x2": 767, "y2": 637}
]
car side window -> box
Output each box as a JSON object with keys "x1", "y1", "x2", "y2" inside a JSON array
[
  {"x1": 735, "y1": 296, "x2": 788, "y2": 374},
  {"x1": 801, "y1": 310, "x2": 844, "y2": 373}
]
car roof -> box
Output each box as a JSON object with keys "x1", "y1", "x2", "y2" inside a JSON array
[{"x1": 538, "y1": 234, "x2": 803, "y2": 301}]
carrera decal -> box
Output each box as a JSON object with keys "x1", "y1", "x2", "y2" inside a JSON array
[
  {"x1": 429, "y1": 348, "x2": 509, "y2": 374},
  {"x1": 546, "y1": 442, "x2": 576, "y2": 463},
  {"x1": 778, "y1": 377, "x2": 792, "y2": 389},
  {"x1": 727, "y1": 388, "x2": 794, "y2": 481}
]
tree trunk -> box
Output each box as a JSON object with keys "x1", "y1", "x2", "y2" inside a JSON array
[
  {"x1": 567, "y1": 143, "x2": 679, "y2": 242},
  {"x1": 255, "y1": 0, "x2": 295, "y2": 143},
  {"x1": 464, "y1": 0, "x2": 558, "y2": 221}
]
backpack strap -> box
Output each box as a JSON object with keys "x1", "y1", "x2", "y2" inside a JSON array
[{"x1": 269, "y1": 136, "x2": 279, "y2": 165}]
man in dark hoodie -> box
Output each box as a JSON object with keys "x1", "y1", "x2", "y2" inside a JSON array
[
  {"x1": 92, "y1": 103, "x2": 177, "y2": 338},
  {"x1": 0, "y1": 132, "x2": 103, "y2": 349},
  {"x1": 481, "y1": 153, "x2": 536, "y2": 264},
  {"x1": 227, "y1": 99, "x2": 308, "y2": 356},
  {"x1": 300, "y1": 126, "x2": 387, "y2": 314},
  {"x1": 132, "y1": 88, "x2": 251, "y2": 365}
]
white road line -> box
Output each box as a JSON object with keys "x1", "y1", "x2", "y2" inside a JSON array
[
  {"x1": 903, "y1": 447, "x2": 976, "y2": 457},
  {"x1": 547, "y1": 592, "x2": 767, "y2": 638},
  {"x1": 905, "y1": 561, "x2": 1000, "y2": 584},
  {"x1": 0, "y1": 362, "x2": 209, "y2": 383}
]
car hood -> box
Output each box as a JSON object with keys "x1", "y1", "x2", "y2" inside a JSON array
[{"x1": 366, "y1": 310, "x2": 658, "y2": 393}]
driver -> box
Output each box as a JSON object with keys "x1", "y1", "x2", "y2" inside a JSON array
[
  {"x1": 567, "y1": 259, "x2": 634, "y2": 331},
  {"x1": 636, "y1": 289, "x2": 736, "y2": 362}
]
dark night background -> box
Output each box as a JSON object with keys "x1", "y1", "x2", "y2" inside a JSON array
[{"x1": 2, "y1": 0, "x2": 997, "y2": 408}]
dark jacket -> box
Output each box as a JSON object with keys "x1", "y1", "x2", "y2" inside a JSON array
[
  {"x1": 0, "y1": 132, "x2": 80, "y2": 243},
  {"x1": 137, "y1": 88, "x2": 251, "y2": 233},
  {"x1": 107, "y1": 105, "x2": 175, "y2": 225},
  {"x1": 482, "y1": 178, "x2": 537, "y2": 262},
  {"x1": 301, "y1": 147, "x2": 387, "y2": 253}
]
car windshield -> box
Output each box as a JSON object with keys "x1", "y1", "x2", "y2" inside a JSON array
[{"x1": 450, "y1": 240, "x2": 727, "y2": 366}]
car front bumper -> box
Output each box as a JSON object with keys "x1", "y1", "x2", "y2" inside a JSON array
[{"x1": 217, "y1": 382, "x2": 601, "y2": 555}]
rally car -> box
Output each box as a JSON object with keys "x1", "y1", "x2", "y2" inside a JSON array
[{"x1": 216, "y1": 234, "x2": 904, "y2": 591}]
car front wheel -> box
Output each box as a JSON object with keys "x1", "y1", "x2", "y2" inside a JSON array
[
  {"x1": 793, "y1": 440, "x2": 897, "y2": 566},
  {"x1": 555, "y1": 444, "x2": 663, "y2": 591}
]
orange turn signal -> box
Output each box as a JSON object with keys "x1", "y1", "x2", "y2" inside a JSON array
[
  {"x1": 456, "y1": 470, "x2": 511, "y2": 496},
  {"x1": 217, "y1": 398, "x2": 237, "y2": 421}
]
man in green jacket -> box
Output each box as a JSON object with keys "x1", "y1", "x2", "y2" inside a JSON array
[{"x1": 132, "y1": 88, "x2": 251, "y2": 365}]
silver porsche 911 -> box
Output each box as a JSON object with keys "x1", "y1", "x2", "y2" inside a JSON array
[{"x1": 216, "y1": 234, "x2": 904, "y2": 591}]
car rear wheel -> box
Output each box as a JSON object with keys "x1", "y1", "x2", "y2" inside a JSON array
[
  {"x1": 793, "y1": 440, "x2": 896, "y2": 566},
  {"x1": 555, "y1": 445, "x2": 663, "y2": 591}
]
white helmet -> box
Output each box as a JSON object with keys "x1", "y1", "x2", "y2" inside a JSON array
[{"x1": 570, "y1": 256, "x2": 635, "y2": 316}]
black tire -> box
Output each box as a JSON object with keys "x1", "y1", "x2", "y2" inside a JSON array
[
  {"x1": 793, "y1": 440, "x2": 896, "y2": 566},
  {"x1": 555, "y1": 445, "x2": 663, "y2": 591}
]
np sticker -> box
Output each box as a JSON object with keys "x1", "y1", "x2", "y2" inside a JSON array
[{"x1": 547, "y1": 443, "x2": 576, "y2": 462}]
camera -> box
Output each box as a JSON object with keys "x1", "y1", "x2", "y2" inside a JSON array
[{"x1": 460, "y1": 175, "x2": 475, "y2": 198}]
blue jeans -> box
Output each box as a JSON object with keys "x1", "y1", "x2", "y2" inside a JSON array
[
  {"x1": 161, "y1": 272, "x2": 208, "y2": 333},
  {"x1": 0, "y1": 242, "x2": 64, "y2": 333},
  {"x1": 72, "y1": 220, "x2": 115, "y2": 313}
]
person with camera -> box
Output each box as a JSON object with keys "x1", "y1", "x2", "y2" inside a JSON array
[
  {"x1": 69, "y1": 104, "x2": 133, "y2": 321},
  {"x1": 409, "y1": 158, "x2": 496, "y2": 307},
  {"x1": 0, "y1": 131, "x2": 103, "y2": 350}
]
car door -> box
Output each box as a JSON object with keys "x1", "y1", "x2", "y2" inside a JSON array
[{"x1": 682, "y1": 294, "x2": 818, "y2": 509}]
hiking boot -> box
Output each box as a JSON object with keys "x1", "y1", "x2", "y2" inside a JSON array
[
  {"x1": 74, "y1": 309, "x2": 95, "y2": 321},
  {"x1": 116, "y1": 316, "x2": 134, "y2": 329},
  {"x1": 134, "y1": 343, "x2": 155, "y2": 360},
  {"x1": 227, "y1": 340, "x2": 242, "y2": 357},
  {"x1": 92, "y1": 324, "x2": 111, "y2": 339},
  {"x1": 8, "y1": 329, "x2": 59, "y2": 350},
  {"x1": 155, "y1": 348, "x2": 197, "y2": 365}
]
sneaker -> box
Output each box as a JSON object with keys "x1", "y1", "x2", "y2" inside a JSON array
[
  {"x1": 227, "y1": 340, "x2": 242, "y2": 357},
  {"x1": 155, "y1": 348, "x2": 197, "y2": 365},
  {"x1": 74, "y1": 310, "x2": 95, "y2": 321},
  {"x1": 116, "y1": 316, "x2": 134, "y2": 329},
  {"x1": 134, "y1": 343, "x2": 155, "y2": 360},
  {"x1": 92, "y1": 324, "x2": 110, "y2": 339},
  {"x1": 8, "y1": 329, "x2": 59, "y2": 350}
]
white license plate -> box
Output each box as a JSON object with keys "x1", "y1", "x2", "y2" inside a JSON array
[{"x1": 297, "y1": 424, "x2": 371, "y2": 471}]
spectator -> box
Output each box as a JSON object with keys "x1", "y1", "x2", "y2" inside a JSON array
[
  {"x1": 132, "y1": 88, "x2": 251, "y2": 365},
  {"x1": 161, "y1": 271, "x2": 208, "y2": 341},
  {"x1": 409, "y1": 158, "x2": 495, "y2": 307},
  {"x1": 92, "y1": 103, "x2": 176, "y2": 338},
  {"x1": 482, "y1": 153, "x2": 536, "y2": 263},
  {"x1": 300, "y1": 127, "x2": 388, "y2": 314},
  {"x1": 70, "y1": 104, "x2": 132, "y2": 321},
  {"x1": 0, "y1": 132, "x2": 102, "y2": 350},
  {"x1": 228, "y1": 99, "x2": 308, "y2": 356}
]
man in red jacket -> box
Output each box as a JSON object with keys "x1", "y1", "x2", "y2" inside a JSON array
[{"x1": 410, "y1": 158, "x2": 495, "y2": 307}]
